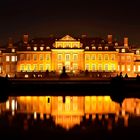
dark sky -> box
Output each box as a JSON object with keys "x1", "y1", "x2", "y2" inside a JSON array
[{"x1": 0, "y1": 0, "x2": 140, "y2": 45}]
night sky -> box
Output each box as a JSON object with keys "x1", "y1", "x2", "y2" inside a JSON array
[{"x1": 0, "y1": 0, "x2": 140, "y2": 45}]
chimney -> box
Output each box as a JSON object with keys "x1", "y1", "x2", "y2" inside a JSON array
[
  {"x1": 124, "y1": 37, "x2": 128, "y2": 47},
  {"x1": 8, "y1": 37, "x2": 13, "y2": 48},
  {"x1": 23, "y1": 34, "x2": 29, "y2": 44},
  {"x1": 107, "y1": 35, "x2": 112, "y2": 44}
]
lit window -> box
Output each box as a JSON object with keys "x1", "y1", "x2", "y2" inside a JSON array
[
  {"x1": 92, "y1": 46, "x2": 96, "y2": 50},
  {"x1": 6, "y1": 56, "x2": 10, "y2": 62},
  {"x1": 46, "y1": 46, "x2": 50, "y2": 50},
  {"x1": 127, "y1": 56, "x2": 131, "y2": 61},
  {"x1": 34, "y1": 47, "x2": 37, "y2": 51},
  {"x1": 11, "y1": 49, "x2": 15, "y2": 53},
  {"x1": 26, "y1": 54, "x2": 31, "y2": 61},
  {"x1": 111, "y1": 54, "x2": 115, "y2": 60},
  {"x1": 39, "y1": 64, "x2": 43, "y2": 71},
  {"x1": 73, "y1": 44, "x2": 78, "y2": 48},
  {"x1": 91, "y1": 55, "x2": 96, "y2": 60},
  {"x1": 46, "y1": 64, "x2": 50, "y2": 71},
  {"x1": 40, "y1": 54, "x2": 43, "y2": 61},
  {"x1": 73, "y1": 64, "x2": 78, "y2": 70},
  {"x1": 73, "y1": 54, "x2": 78, "y2": 61},
  {"x1": 85, "y1": 54, "x2": 90, "y2": 60},
  {"x1": 118, "y1": 65, "x2": 120, "y2": 71},
  {"x1": 92, "y1": 64, "x2": 96, "y2": 71},
  {"x1": 136, "y1": 50, "x2": 139, "y2": 55},
  {"x1": 11, "y1": 56, "x2": 16, "y2": 62},
  {"x1": 26, "y1": 64, "x2": 31, "y2": 72},
  {"x1": 122, "y1": 49, "x2": 125, "y2": 53},
  {"x1": 98, "y1": 64, "x2": 102, "y2": 71},
  {"x1": 6, "y1": 65, "x2": 10, "y2": 72},
  {"x1": 0, "y1": 65, "x2": 2, "y2": 73},
  {"x1": 85, "y1": 64, "x2": 89, "y2": 70},
  {"x1": 127, "y1": 65, "x2": 131, "y2": 72},
  {"x1": 116, "y1": 49, "x2": 119, "y2": 52},
  {"x1": 33, "y1": 54, "x2": 37, "y2": 61},
  {"x1": 121, "y1": 65, "x2": 125, "y2": 71},
  {"x1": 134, "y1": 65, "x2": 136, "y2": 72},
  {"x1": 65, "y1": 54, "x2": 70, "y2": 61},
  {"x1": 98, "y1": 54, "x2": 102, "y2": 60},
  {"x1": 111, "y1": 64, "x2": 115, "y2": 71},
  {"x1": 58, "y1": 54, "x2": 62, "y2": 60},
  {"x1": 105, "y1": 64, "x2": 108, "y2": 71},
  {"x1": 66, "y1": 64, "x2": 70, "y2": 71},
  {"x1": 58, "y1": 64, "x2": 62, "y2": 71},
  {"x1": 46, "y1": 54, "x2": 50, "y2": 60},
  {"x1": 104, "y1": 55, "x2": 108, "y2": 60},
  {"x1": 85, "y1": 46, "x2": 89, "y2": 50},
  {"x1": 40, "y1": 46, "x2": 44, "y2": 51},
  {"x1": 98, "y1": 47, "x2": 102, "y2": 50},
  {"x1": 20, "y1": 64, "x2": 25, "y2": 71},
  {"x1": 138, "y1": 65, "x2": 140, "y2": 72},
  {"x1": 105, "y1": 46, "x2": 108, "y2": 50},
  {"x1": 20, "y1": 54, "x2": 24, "y2": 61},
  {"x1": 33, "y1": 64, "x2": 37, "y2": 71}
]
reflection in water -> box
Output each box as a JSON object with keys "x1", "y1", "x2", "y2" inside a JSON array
[{"x1": 0, "y1": 96, "x2": 140, "y2": 130}]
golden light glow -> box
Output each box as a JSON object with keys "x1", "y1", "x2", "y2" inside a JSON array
[{"x1": 1, "y1": 96, "x2": 140, "y2": 129}]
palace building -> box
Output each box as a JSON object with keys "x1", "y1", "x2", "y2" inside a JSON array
[{"x1": 0, "y1": 34, "x2": 140, "y2": 78}]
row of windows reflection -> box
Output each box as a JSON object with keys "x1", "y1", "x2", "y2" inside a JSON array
[{"x1": 0, "y1": 96, "x2": 140, "y2": 130}]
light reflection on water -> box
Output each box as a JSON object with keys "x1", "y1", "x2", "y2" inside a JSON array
[{"x1": 0, "y1": 96, "x2": 140, "y2": 131}]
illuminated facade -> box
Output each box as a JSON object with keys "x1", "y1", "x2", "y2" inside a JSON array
[
  {"x1": 0, "y1": 34, "x2": 140, "y2": 77},
  {"x1": 1, "y1": 96, "x2": 140, "y2": 130}
]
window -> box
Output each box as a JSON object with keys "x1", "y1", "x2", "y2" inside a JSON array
[
  {"x1": 58, "y1": 54, "x2": 62, "y2": 60},
  {"x1": 85, "y1": 64, "x2": 89, "y2": 70},
  {"x1": 46, "y1": 64, "x2": 50, "y2": 71},
  {"x1": 20, "y1": 64, "x2": 24, "y2": 71},
  {"x1": 20, "y1": 54, "x2": 24, "y2": 61},
  {"x1": 91, "y1": 55, "x2": 96, "y2": 60},
  {"x1": 92, "y1": 46, "x2": 96, "y2": 50},
  {"x1": 98, "y1": 54, "x2": 102, "y2": 60},
  {"x1": 105, "y1": 46, "x2": 108, "y2": 50},
  {"x1": 39, "y1": 64, "x2": 43, "y2": 71},
  {"x1": 127, "y1": 65, "x2": 131, "y2": 72},
  {"x1": 40, "y1": 54, "x2": 43, "y2": 61},
  {"x1": 6, "y1": 65, "x2": 10, "y2": 72},
  {"x1": 122, "y1": 49, "x2": 125, "y2": 53},
  {"x1": 127, "y1": 56, "x2": 131, "y2": 61},
  {"x1": 136, "y1": 50, "x2": 139, "y2": 55},
  {"x1": 58, "y1": 64, "x2": 62, "y2": 71},
  {"x1": 27, "y1": 64, "x2": 31, "y2": 72},
  {"x1": 46, "y1": 54, "x2": 50, "y2": 60},
  {"x1": 40, "y1": 47, "x2": 44, "y2": 51},
  {"x1": 138, "y1": 65, "x2": 140, "y2": 72},
  {"x1": 33, "y1": 54, "x2": 37, "y2": 61},
  {"x1": 33, "y1": 47, "x2": 37, "y2": 51},
  {"x1": 92, "y1": 64, "x2": 96, "y2": 71},
  {"x1": 46, "y1": 46, "x2": 50, "y2": 50},
  {"x1": 0, "y1": 57, "x2": 2, "y2": 63},
  {"x1": 118, "y1": 65, "x2": 120, "y2": 71},
  {"x1": 73, "y1": 54, "x2": 78, "y2": 61},
  {"x1": 65, "y1": 54, "x2": 70, "y2": 61},
  {"x1": 85, "y1": 46, "x2": 89, "y2": 50},
  {"x1": 134, "y1": 65, "x2": 136, "y2": 72},
  {"x1": 73, "y1": 64, "x2": 78, "y2": 70},
  {"x1": 98, "y1": 64, "x2": 102, "y2": 71},
  {"x1": 121, "y1": 65, "x2": 125, "y2": 71},
  {"x1": 111, "y1": 64, "x2": 115, "y2": 71},
  {"x1": 11, "y1": 49, "x2": 15, "y2": 53},
  {"x1": 0, "y1": 65, "x2": 2, "y2": 73},
  {"x1": 98, "y1": 47, "x2": 102, "y2": 50},
  {"x1": 66, "y1": 64, "x2": 70, "y2": 71},
  {"x1": 33, "y1": 64, "x2": 37, "y2": 71},
  {"x1": 85, "y1": 54, "x2": 90, "y2": 60},
  {"x1": 26, "y1": 54, "x2": 31, "y2": 61},
  {"x1": 121, "y1": 56, "x2": 125, "y2": 61},
  {"x1": 111, "y1": 54, "x2": 115, "y2": 60},
  {"x1": 116, "y1": 49, "x2": 119, "y2": 52},
  {"x1": 6, "y1": 56, "x2": 10, "y2": 62},
  {"x1": 11, "y1": 56, "x2": 16, "y2": 62},
  {"x1": 105, "y1": 64, "x2": 108, "y2": 71},
  {"x1": 104, "y1": 55, "x2": 108, "y2": 60}
]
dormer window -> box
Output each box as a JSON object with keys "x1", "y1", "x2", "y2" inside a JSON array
[
  {"x1": 105, "y1": 46, "x2": 108, "y2": 50},
  {"x1": 40, "y1": 46, "x2": 44, "y2": 51},
  {"x1": 11, "y1": 48, "x2": 15, "y2": 53},
  {"x1": 136, "y1": 50, "x2": 140, "y2": 55},
  {"x1": 92, "y1": 46, "x2": 96, "y2": 50},
  {"x1": 98, "y1": 47, "x2": 102, "y2": 50},
  {"x1": 34, "y1": 47, "x2": 37, "y2": 51},
  {"x1": 27, "y1": 46, "x2": 31, "y2": 50},
  {"x1": 85, "y1": 46, "x2": 89, "y2": 50},
  {"x1": 122, "y1": 48, "x2": 125, "y2": 53},
  {"x1": 115, "y1": 42, "x2": 118, "y2": 46},
  {"x1": 116, "y1": 49, "x2": 119, "y2": 52},
  {"x1": 46, "y1": 46, "x2": 50, "y2": 50}
]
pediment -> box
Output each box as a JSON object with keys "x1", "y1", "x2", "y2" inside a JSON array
[{"x1": 59, "y1": 35, "x2": 76, "y2": 41}]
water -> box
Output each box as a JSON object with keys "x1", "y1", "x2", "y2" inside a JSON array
[{"x1": 0, "y1": 96, "x2": 140, "y2": 139}]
